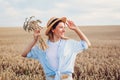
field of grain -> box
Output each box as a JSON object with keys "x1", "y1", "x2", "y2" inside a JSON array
[{"x1": 0, "y1": 26, "x2": 120, "y2": 80}]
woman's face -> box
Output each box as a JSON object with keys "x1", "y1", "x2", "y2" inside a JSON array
[{"x1": 52, "y1": 22, "x2": 66, "y2": 38}]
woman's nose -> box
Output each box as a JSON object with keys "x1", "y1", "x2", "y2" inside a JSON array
[{"x1": 62, "y1": 28, "x2": 65, "y2": 32}]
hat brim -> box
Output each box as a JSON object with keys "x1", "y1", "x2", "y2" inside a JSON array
[{"x1": 45, "y1": 17, "x2": 67, "y2": 35}]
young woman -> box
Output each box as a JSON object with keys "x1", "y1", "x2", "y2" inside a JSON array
[{"x1": 22, "y1": 17, "x2": 91, "y2": 80}]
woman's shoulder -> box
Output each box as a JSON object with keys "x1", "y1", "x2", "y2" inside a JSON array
[{"x1": 61, "y1": 38, "x2": 76, "y2": 45}]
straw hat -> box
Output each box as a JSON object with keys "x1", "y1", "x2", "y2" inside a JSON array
[{"x1": 45, "y1": 17, "x2": 67, "y2": 35}]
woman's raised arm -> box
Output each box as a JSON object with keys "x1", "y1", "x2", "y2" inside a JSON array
[
  {"x1": 66, "y1": 20, "x2": 91, "y2": 47},
  {"x1": 21, "y1": 30, "x2": 40, "y2": 57}
]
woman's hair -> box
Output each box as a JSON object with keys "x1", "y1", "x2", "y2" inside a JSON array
[{"x1": 47, "y1": 20, "x2": 68, "y2": 40}]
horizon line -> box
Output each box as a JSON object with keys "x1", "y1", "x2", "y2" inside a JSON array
[{"x1": 0, "y1": 24, "x2": 120, "y2": 28}]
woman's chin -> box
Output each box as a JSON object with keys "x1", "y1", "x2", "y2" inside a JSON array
[{"x1": 61, "y1": 35, "x2": 65, "y2": 38}]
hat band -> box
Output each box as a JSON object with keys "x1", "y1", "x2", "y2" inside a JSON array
[{"x1": 48, "y1": 18, "x2": 58, "y2": 27}]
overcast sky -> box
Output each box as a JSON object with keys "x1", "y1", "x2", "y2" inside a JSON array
[{"x1": 0, "y1": 0, "x2": 120, "y2": 27}]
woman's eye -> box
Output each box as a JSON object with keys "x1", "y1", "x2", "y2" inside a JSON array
[
  {"x1": 59, "y1": 26, "x2": 63, "y2": 28},
  {"x1": 60, "y1": 26, "x2": 65, "y2": 28}
]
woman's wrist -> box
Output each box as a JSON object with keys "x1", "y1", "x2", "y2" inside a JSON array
[
  {"x1": 34, "y1": 38, "x2": 38, "y2": 42},
  {"x1": 33, "y1": 38, "x2": 38, "y2": 44},
  {"x1": 74, "y1": 27, "x2": 85, "y2": 40},
  {"x1": 73, "y1": 27, "x2": 80, "y2": 32},
  {"x1": 33, "y1": 34, "x2": 39, "y2": 42}
]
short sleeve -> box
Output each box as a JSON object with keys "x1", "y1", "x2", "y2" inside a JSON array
[
  {"x1": 69, "y1": 40, "x2": 88, "y2": 55},
  {"x1": 27, "y1": 45, "x2": 42, "y2": 59}
]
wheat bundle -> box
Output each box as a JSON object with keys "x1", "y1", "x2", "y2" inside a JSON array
[{"x1": 23, "y1": 16, "x2": 47, "y2": 50}]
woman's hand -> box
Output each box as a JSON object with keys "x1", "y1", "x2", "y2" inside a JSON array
[
  {"x1": 66, "y1": 20, "x2": 78, "y2": 31},
  {"x1": 33, "y1": 29, "x2": 40, "y2": 41}
]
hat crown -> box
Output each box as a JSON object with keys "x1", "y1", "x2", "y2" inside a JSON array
[{"x1": 47, "y1": 17, "x2": 58, "y2": 28}]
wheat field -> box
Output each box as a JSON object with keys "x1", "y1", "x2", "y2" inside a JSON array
[{"x1": 0, "y1": 26, "x2": 120, "y2": 80}]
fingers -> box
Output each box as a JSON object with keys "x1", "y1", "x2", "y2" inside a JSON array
[
  {"x1": 66, "y1": 20, "x2": 71, "y2": 27},
  {"x1": 33, "y1": 31, "x2": 40, "y2": 41},
  {"x1": 34, "y1": 29, "x2": 40, "y2": 34},
  {"x1": 33, "y1": 29, "x2": 40, "y2": 38},
  {"x1": 66, "y1": 20, "x2": 76, "y2": 27}
]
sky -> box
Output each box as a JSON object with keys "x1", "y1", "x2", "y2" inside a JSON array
[{"x1": 0, "y1": 0, "x2": 120, "y2": 27}]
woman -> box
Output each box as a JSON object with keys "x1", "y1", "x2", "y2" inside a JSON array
[{"x1": 22, "y1": 17, "x2": 91, "y2": 80}]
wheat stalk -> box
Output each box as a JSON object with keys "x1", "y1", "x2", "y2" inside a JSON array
[{"x1": 23, "y1": 16, "x2": 47, "y2": 50}]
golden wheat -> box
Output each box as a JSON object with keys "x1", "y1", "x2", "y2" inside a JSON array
[{"x1": 0, "y1": 26, "x2": 120, "y2": 80}]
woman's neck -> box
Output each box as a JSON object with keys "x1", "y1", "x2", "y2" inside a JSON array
[{"x1": 50, "y1": 36, "x2": 61, "y2": 42}]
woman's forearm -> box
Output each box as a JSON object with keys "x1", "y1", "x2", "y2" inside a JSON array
[
  {"x1": 74, "y1": 27, "x2": 91, "y2": 47},
  {"x1": 22, "y1": 39, "x2": 37, "y2": 57}
]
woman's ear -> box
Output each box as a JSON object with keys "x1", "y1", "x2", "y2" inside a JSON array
[{"x1": 52, "y1": 29, "x2": 54, "y2": 33}]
